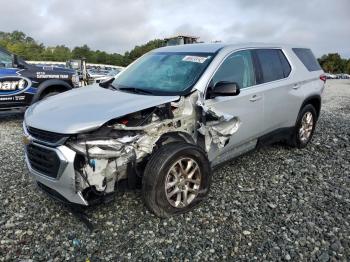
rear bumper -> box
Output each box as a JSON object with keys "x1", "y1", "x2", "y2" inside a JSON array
[{"x1": 24, "y1": 142, "x2": 88, "y2": 206}]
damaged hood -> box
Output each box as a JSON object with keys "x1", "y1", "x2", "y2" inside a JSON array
[{"x1": 25, "y1": 85, "x2": 179, "y2": 134}]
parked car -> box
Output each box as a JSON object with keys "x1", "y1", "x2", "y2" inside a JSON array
[
  {"x1": 325, "y1": 73, "x2": 337, "y2": 79},
  {"x1": 337, "y1": 73, "x2": 350, "y2": 79},
  {"x1": 0, "y1": 47, "x2": 79, "y2": 113},
  {"x1": 87, "y1": 68, "x2": 109, "y2": 79},
  {"x1": 23, "y1": 43, "x2": 325, "y2": 217},
  {"x1": 94, "y1": 68, "x2": 123, "y2": 83}
]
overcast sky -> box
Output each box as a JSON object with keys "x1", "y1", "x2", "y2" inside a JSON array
[{"x1": 0, "y1": 0, "x2": 349, "y2": 57}]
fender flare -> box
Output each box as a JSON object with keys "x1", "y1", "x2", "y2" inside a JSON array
[
  {"x1": 32, "y1": 79, "x2": 73, "y2": 103},
  {"x1": 300, "y1": 94, "x2": 321, "y2": 119}
]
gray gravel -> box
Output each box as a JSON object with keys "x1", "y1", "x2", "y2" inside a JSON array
[{"x1": 0, "y1": 80, "x2": 349, "y2": 261}]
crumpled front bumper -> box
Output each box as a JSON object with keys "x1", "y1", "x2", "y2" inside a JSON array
[{"x1": 24, "y1": 142, "x2": 88, "y2": 206}]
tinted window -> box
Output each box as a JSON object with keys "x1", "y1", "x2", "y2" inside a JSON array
[
  {"x1": 292, "y1": 48, "x2": 321, "y2": 71},
  {"x1": 211, "y1": 50, "x2": 255, "y2": 90},
  {"x1": 0, "y1": 50, "x2": 12, "y2": 68},
  {"x1": 256, "y1": 49, "x2": 289, "y2": 83}
]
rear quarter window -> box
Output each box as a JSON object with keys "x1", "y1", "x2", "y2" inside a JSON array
[{"x1": 292, "y1": 48, "x2": 322, "y2": 72}]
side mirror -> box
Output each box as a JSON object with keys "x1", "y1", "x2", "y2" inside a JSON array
[
  {"x1": 12, "y1": 54, "x2": 25, "y2": 69},
  {"x1": 207, "y1": 81, "x2": 240, "y2": 99},
  {"x1": 12, "y1": 54, "x2": 19, "y2": 68},
  {"x1": 99, "y1": 77, "x2": 115, "y2": 88}
]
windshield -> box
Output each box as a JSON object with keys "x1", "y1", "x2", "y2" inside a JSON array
[{"x1": 112, "y1": 52, "x2": 214, "y2": 95}]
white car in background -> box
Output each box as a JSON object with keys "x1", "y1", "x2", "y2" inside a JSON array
[
  {"x1": 87, "y1": 69, "x2": 109, "y2": 79},
  {"x1": 94, "y1": 68, "x2": 123, "y2": 83},
  {"x1": 325, "y1": 73, "x2": 337, "y2": 79},
  {"x1": 337, "y1": 73, "x2": 350, "y2": 79}
]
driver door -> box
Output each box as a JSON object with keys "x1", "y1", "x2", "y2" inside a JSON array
[{"x1": 203, "y1": 50, "x2": 265, "y2": 164}]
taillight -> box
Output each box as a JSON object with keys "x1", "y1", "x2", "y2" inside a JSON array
[{"x1": 320, "y1": 74, "x2": 327, "y2": 82}]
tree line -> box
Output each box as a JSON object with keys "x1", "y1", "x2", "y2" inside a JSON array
[
  {"x1": 0, "y1": 31, "x2": 165, "y2": 67},
  {"x1": 1, "y1": 31, "x2": 350, "y2": 73},
  {"x1": 318, "y1": 53, "x2": 350, "y2": 74}
]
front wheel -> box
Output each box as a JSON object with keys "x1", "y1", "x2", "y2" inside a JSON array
[
  {"x1": 142, "y1": 142, "x2": 211, "y2": 218},
  {"x1": 291, "y1": 104, "x2": 317, "y2": 148}
]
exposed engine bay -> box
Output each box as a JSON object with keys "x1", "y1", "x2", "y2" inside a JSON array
[{"x1": 66, "y1": 92, "x2": 240, "y2": 203}]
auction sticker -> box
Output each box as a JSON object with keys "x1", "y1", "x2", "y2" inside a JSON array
[{"x1": 182, "y1": 56, "x2": 210, "y2": 63}]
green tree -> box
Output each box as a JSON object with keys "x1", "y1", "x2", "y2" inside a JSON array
[
  {"x1": 123, "y1": 39, "x2": 165, "y2": 66},
  {"x1": 106, "y1": 53, "x2": 124, "y2": 66},
  {"x1": 5, "y1": 30, "x2": 350, "y2": 72},
  {"x1": 0, "y1": 31, "x2": 45, "y2": 60},
  {"x1": 72, "y1": 44, "x2": 92, "y2": 61},
  {"x1": 92, "y1": 50, "x2": 108, "y2": 64},
  {"x1": 318, "y1": 53, "x2": 346, "y2": 73},
  {"x1": 346, "y1": 60, "x2": 350, "y2": 74},
  {"x1": 0, "y1": 30, "x2": 167, "y2": 66},
  {"x1": 52, "y1": 45, "x2": 71, "y2": 61}
]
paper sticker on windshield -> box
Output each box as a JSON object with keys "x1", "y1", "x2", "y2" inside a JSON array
[{"x1": 182, "y1": 56, "x2": 210, "y2": 63}]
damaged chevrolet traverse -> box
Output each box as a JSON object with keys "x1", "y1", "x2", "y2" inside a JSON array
[{"x1": 24, "y1": 43, "x2": 325, "y2": 217}]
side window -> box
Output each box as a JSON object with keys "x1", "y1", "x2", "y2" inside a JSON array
[
  {"x1": 256, "y1": 49, "x2": 289, "y2": 83},
  {"x1": 211, "y1": 50, "x2": 255, "y2": 90},
  {"x1": 0, "y1": 50, "x2": 12, "y2": 68},
  {"x1": 292, "y1": 48, "x2": 321, "y2": 72}
]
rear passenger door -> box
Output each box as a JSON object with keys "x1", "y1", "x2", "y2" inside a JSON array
[{"x1": 254, "y1": 49, "x2": 303, "y2": 132}]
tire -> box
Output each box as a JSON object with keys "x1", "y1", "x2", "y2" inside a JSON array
[
  {"x1": 142, "y1": 142, "x2": 211, "y2": 218},
  {"x1": 41, "y1": 91, "x2": 60, "y2": 100},
  {"x1": 291, "y1": 104, "x2": 317, "y2": 148}
]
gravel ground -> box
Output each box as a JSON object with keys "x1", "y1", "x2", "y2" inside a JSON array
[{"x1": 0, "y1": 80, "x2": 349, "y2": 261}]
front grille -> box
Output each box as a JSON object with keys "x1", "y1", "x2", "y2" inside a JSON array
[
  {"x1": 27, "y1": 144, "x2": 60, "y2": 178},
  {"x1": 27, "y1": 127, "x2": 66, "y2": 144}
]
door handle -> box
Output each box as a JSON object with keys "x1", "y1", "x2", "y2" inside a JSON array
[
  {"x1": 292, "y1": 83, "x2": 301, "y2": 89},
  {"x1": 249, "y1": 95, "x2": 262, "y2": 102}
]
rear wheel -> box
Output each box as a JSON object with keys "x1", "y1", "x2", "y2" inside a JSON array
[
  {"x1": 291, "y1": 104, "x2": 317, "y2": 148},
  {"x1": 142, "y1": 142, "x2": 211, "y2": 218}
]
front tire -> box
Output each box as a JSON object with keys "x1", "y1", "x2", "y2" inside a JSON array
[
  {"x1": 291, "y1": 104, "x2": 317, "y2": 148},
  {"x1": 142, "y1": 142, "x2": 211, "y2": 218}
]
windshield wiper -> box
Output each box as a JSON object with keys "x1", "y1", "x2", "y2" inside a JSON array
[
  {"x1": 118, "y1": 87, "x2": 154, "y2": 95},
  {"x1": 108, "y1": 83, "x2": 118, "y2": 90},
  {"x1": 99, "y1": 77, "x2": 115, "y2": 89}
]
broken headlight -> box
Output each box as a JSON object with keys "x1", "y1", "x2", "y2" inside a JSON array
[{"x1": 67, "y1": 136, "x2": 138, "y2": 158}]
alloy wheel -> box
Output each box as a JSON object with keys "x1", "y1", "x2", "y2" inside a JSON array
[
  {"x1": 299, "y1": 111, "x2": 314, "y2": 142},
  {"x1": 165, "y1": 157, "x2": 201, "y2": 208}
]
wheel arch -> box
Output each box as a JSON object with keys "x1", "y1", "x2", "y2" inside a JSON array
[
  {"x1": 300, "y1": 95, "x2": 321, "y2": 120},
  {"x1": 31, "y1": 79, "x2": 73, "y2": 103},
  {"x1": 127, "y1": 131, "x2": 196, "y2": 186},
  {"x1": 155, "y1": 131, "x2": 196, "y2": 148}
]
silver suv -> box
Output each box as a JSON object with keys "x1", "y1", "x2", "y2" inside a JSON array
[{"x1": 23, "y1": 43, "x2": 325, "y2": 217}]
